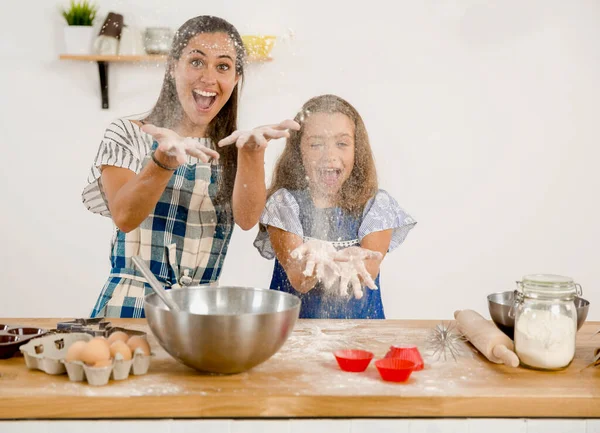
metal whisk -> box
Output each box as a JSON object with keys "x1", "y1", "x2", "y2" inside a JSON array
[{"x1": 426, "y1": 321, "x2": 467, "y2": 362}]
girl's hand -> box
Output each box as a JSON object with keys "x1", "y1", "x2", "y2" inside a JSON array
[
  {"x1": 142, "y1": 124, "x2": 221, "y2": 166},
  {"x1": 217, "y1": 119, "x2": 300, "y2": 150},
  {"x1": 334, "y1": 247, "x2": 382, "y2": 299},
  {"x1": 337, "y1": 260, "x2": 378, "y2": 299},
  {"x1": 290, "y1": 239, "x2": 340, "y2": 289},
  {"x1": 333, "y1": 246, "x2": 383, "y2": 263},
  {"x1": 337, "y1": 261, "x2": 364, "y2": 299}
]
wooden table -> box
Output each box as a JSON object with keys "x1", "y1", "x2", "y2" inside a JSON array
[{"x1": 1, "y1": 318, "x2": 599, "y2": 419}]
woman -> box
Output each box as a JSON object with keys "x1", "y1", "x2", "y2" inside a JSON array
[{"x1": 82, "y1": 15, "x2": 299, "y2": 318}]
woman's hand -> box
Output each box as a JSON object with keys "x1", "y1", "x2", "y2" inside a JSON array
[
  {"x1": 223, "y1": 119, "x2": 299, "y2": 230},
  {"x1": 217, "y1": 119, "x2": 300, "y2": 150},
  {"x1": 142, "y1": 124, "x2": 221, "y2": 166}
]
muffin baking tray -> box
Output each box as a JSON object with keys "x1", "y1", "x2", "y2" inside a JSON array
[{"x1": 0, "y1": 323, "x2": 47, "y2": 359}]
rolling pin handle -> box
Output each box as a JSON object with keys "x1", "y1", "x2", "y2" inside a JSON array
[{"x1": 492, "y1": 344, "x2": 520, "y2": 368}]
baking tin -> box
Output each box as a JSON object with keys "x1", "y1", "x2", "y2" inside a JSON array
[{"x1": 0, "y1": 323, "x2": 47, "y2": 359}]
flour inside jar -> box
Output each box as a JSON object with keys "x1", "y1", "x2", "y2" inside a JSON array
[{"x1": 514, "y1": 309, "x2": 576, "y2": 370}]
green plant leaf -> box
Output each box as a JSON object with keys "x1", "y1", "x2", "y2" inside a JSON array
[{"x1": 61, "y1": 0, "x2": 99, "y2": 26}]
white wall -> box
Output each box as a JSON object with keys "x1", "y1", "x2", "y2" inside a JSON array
[{"x1": 0, "y1": 0, "x2": 598, "y2": 320}]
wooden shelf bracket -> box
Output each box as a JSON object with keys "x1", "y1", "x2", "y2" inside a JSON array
[{"x1": 98, "y1": 61, "x2": 109, "y2": 109}]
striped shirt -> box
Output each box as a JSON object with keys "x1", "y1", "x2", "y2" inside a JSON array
[{"x1": 82, "y1": 119, "x2": 234, "y2": 318}]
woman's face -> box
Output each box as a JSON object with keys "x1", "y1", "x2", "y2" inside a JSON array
[
  {"x1": 300, "y1": 112, "x2": 355, "y2": 204},
  {"x1": 172, "y1": 32, "x2": 240, "y2": 133}
]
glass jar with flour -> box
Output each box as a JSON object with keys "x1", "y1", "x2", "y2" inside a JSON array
[{"x1": 512, "y1": 274, "x2": 581, "y2": 370}]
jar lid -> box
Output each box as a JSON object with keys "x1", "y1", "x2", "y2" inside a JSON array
[{"x1": 520, "y1": 274, "x2": 577, "y2": 298}]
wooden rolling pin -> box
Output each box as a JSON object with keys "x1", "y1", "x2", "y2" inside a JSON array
[{"x1": 454, "y1": 309, "x2": 520, "y2": 367}]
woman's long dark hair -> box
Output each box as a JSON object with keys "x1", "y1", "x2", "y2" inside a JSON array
[{"x1": 143, "y1": 16, "x2": 246, "y2": 205}]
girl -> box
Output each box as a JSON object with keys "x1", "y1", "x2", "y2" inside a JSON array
[
  {"x1": 254, "y1": 94, "x2": 416, "y2": 319},
  {"x1": 82, "y1": 15, "x2": 299, "y2": 318}
]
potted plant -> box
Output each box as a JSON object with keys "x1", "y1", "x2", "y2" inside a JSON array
[{"x1": 61, "y1": 0, "x2": 99, "y2": 54}]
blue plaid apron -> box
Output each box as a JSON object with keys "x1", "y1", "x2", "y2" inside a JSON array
[{"x1": 87, "y1": 137, "x2": 234, "y2": 318}]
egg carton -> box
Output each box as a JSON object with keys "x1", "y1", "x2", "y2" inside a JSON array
[
  {"x1": 19, "y1": 333, "x2": 93, "y2": 374},
  {"x1": 61, "y1": 349, "x2": 152, "y2": 385},
  {"x1": 19, "y1": 332, "x2": 152, "y2": 386}
]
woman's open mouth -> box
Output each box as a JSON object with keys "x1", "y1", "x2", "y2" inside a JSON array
[{"x1": 192, "y1": 89, "x2": 217, "y2": 112}]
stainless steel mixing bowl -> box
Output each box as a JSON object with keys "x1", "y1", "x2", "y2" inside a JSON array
[
  {"x1": 487, "y1": 290, "x2": 590, "y2": 339},
  {"x1": 144, "y1": 286, "x2": 301, "y2": 374}
]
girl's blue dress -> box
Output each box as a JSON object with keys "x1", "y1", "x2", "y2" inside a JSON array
[{"x1": 254, "y1": 189, "x2": 416, "y2": 319}]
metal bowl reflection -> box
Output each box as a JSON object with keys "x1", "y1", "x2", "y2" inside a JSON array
[{"x1": 145, "y1": 286, "x2": 300, "y2": 374}]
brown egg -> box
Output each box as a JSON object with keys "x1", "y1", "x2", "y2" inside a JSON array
[
  {"x1": 107, "y1": 331, "x2": 129, "y2": 344},
  {"x1": 93, "y1": 359, "x2": 113, "y2": 368},
  {"x1": 127, "y1": 336, "x2": 151, "y2": 356},
  {"x1": 65, "y1": 340, "x2": 87, "y2": 362},
  {"x1": 91, "y1": 336, "x2": 111, "y2": 349},
  {"x1": 80, "y1": 338, "x2": 111, "y2": 365},
  {"x1": 110, "y1": 340, "x2": 132, "y2": 361}
]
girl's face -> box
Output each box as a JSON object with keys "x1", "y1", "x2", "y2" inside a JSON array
[
  {"x1": 300, "y1": 112, "x2": 355, "y2": 205},
  {"x1": 172, "y1": 32, "x2": 240, "y2": 134}
]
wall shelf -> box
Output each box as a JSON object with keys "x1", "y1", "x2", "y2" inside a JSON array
[
  {"x1": 59, "y1": 53, "x2": 273, "y2": 109},
  {"x1": 59, "y1": 54, "x2": 168, "y2": 62}
]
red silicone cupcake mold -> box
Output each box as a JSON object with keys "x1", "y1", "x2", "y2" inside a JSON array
[
  {"x1": 375, "y1": 358, "x2": 416, "y2": 383},
  {"x1": 384, "y1": 344, "x2": 424, "y2": 371},
  {"x1": 333, "y1": 349, "x2": 374, "y2": 372}
]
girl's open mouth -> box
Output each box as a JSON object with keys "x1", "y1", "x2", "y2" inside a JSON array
[
  {"x1": 193, "y1": 89, "x2": 217, "y2": 111},
  {"x1": 318, "y1": 168, "x2": 342, "y2": 187}
]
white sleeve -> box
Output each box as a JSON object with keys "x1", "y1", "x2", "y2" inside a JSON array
[
  {"x1": 253, "y1": 189, "x2": 304, "y2": 259},
  {"x1": 358, "y1": 190, "x2": 417, "y2": 252},
  {"x1": 81, "y1": 119, "x2": 150, "y2": 217}
]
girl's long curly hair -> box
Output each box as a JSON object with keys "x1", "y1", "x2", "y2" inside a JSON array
[{"x1": 268, "y1": 94, "x2": 378, "y2": 215}]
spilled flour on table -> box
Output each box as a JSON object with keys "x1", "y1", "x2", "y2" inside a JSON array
[
  {"x1": 4, "y1": 320, "x2": 571, "y2": 399},
  {"x1": 256, "y1": 320, "x2": 505, "y2": 397}
]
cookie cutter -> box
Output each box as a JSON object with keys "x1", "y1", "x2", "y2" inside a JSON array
[{"x1": 55, "y1": 318, "x2": 147, "y2": 338}]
